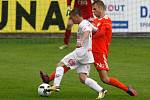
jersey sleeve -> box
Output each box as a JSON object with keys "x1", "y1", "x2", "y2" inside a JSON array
[{"x1": 82, "y1": 25, "x2": 91, "y2": 32}]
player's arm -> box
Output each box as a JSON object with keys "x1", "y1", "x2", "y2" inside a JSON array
[
  {"x1": 90, "y1": 22, "x2": 98, "y2": 32},
  {"x1": 93, "y1": 23, "x2": 111, "y2": 38}
]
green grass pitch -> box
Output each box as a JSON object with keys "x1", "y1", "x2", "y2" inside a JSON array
[{"x1": 0, "y1": 38, "x2": 149, "y2": 100}]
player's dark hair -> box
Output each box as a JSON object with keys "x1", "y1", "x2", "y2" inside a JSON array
[
  {"x1": 92, "y1": 0, "x2": 106, "y2": 11},
  {"x1": 70, "y1": 8, "x2": 82, "y2": 16}
]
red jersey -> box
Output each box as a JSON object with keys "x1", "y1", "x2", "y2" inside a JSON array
[
  {"x1": 92, "y1": 15, "x2": 112, "y2": 55},
  {"x1": 67, "y1": 0, "x2": 93, "y2": 19}
]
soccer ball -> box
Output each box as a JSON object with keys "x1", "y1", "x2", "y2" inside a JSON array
[{"x1": 38, "y1": 83, "x2": 51, "y2": 97}]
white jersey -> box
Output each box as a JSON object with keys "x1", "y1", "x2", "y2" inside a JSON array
[
  {"x1": 75, "y1": 20, "x2": 95, "y2": 64},
  {"x1": 61, "y1": 20, "x2": 95, "y2": 70},
  {"x1": 77, "y1": 20, "x2": 93, "y2": 50}
]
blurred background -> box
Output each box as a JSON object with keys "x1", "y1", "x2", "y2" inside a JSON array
[
  {"x1": 0, "y1": 0, "x2": 150, "y2": 38},
  {"x1": 0, "y1": 0, "x2": 150, "y2": 100}
]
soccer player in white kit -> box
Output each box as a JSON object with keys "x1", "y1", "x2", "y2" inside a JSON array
[{"x1": 48, "y1": 8, "x2": 107, "y2": 99}]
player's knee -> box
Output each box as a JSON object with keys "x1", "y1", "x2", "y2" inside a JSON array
[
  {"x1": 79, "y1": 73, "x2": 88, "y2": 84},
  {"x1": 79, "y1": 78, "x2": 86, "y2": 84},
  {"x1": 101, "y1": 77, "x2": 109, "y2": 84}
]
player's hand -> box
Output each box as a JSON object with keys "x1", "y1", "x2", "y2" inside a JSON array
[
  {"x1": 88, "y1": 17, "x2": 95, "y2": 22},
  {"x1": 66, "y1": 6, "x2": 72, "y2": 16}
]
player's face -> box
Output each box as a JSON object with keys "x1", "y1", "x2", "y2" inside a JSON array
[
  {"x1": 92, "y1": 4, "x2": 102, "y2": 18},
  {"x1": 70, "y1": 15, "x2": 79, "y2": 24}
]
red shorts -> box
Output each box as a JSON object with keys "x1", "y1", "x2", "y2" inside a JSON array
[{"x1": 93, "y1": 52, "x2": 109, "y2": 71}]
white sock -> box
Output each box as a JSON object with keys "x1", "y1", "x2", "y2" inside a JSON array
[
  {"x1": 53, "y1": 66, "x2": 64, "y2": 87},
  {"x1": 85, "y1": 78, "x2": 103, "y2": 92}
]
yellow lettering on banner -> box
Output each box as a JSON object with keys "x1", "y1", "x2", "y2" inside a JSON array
[{"x1": 0, "y1": 0, "x2": 78, "y2": 33}]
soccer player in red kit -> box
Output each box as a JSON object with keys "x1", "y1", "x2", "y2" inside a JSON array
[
  {"x1": 92, "y1": 0, "x2": 137, "y2": 96},
  {"x1": 59, "y1": 0, "x2": 94, "y2": 49}
]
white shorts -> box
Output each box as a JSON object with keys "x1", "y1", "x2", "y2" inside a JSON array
[
  {"x1": 76, "y1": 64, "x2": 90, "y2": 76},
  {"x1": 60, "y1": 48, "x2": 94, "y2": 75}
]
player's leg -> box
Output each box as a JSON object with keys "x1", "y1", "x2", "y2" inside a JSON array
[
  {"x1": 49, "y1": 63, "x2": 67, "y2": 92},
  {"x1": 40, "y1": 65, "x2": 70, "y2": 84},
  {"x1": 49, "y1": 66, "x2": 70, "y2": 81},
  {"x1": 98, "y1": 70, "x2": 137, "y2": 96},
  {"x1": 59, "y1": 18, "x2": 74, "y2": 49},
  {"x1": 41, "y1": 49, "x2": 79, "y2": 84},
  {"x1": 50, "y1": 51, "x2": 78, "y2": 91},
  {"x1": 99, "y1": 70, "x2": 129, "y2": 91},
  {"x1": 77, "y1": 64, "x2": 107, "y2": 99},
  {"x1": 53, "y1": 63, "x2": 64, "y2": 87},
  {"x1": 79, "y1": 73, "x2": 107, "y2": 99},
  {"x1": 94, "y1": 52, "x2": 128, "y2": 91},
  {"x1": 64, "y1": 18, "x2": 74, "y2": 45},
  {"x1": 40, "y1": 51, "x2": 75, "y2": 83},
  {"x1": 93, "y1": 52, "x2": 137, "y2": 96}
]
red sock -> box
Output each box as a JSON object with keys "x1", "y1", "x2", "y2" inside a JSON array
[
  {"x1": 109, "y1": 77, "x2": 128, "y2": 92},
  {"x1": 49, "y1": 71, "x2": 55, "y2": 81},
  {"x1": 64, "y1": 29, "x2": 71, "y2": 45},
  {"x1": 49, "y1": 66, "x2": 70, "y2": 81}
]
